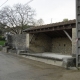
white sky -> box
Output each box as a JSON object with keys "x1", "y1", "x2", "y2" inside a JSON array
[{"x1": 0, "y1": 0, "x2": 76, "y2": 24}]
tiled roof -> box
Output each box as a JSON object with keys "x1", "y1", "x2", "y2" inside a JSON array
[{"x1": 24, "y1": 19, "x2": 76, "y2": 31}]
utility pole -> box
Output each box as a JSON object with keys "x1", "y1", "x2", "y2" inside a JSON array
[
  {"x1": 51, "y1": 18, "x2": 52, "y2": 23},
  {"x1": 76, "y1": 0, "x2": 80, "y2": 68},
  {"x1": 0, "y1": 0, "x2": 8, "y2": 8}
]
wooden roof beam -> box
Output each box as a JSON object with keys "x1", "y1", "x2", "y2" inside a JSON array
[{"x1": 63, "y1": 30, "x2": 72, "y2": 42}]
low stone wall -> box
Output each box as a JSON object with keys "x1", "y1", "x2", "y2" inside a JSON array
[{"x1": 7, "y1": 34, "x2": 26, "y2": 49}]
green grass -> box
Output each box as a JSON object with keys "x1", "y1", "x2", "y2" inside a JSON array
[{"x1": 0, "y1": 41, "x2": 5, "y2": 46}]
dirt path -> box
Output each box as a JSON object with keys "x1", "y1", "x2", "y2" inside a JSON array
[{"x1": 0, "y1": 52, "x2": 80, "y2": 80}]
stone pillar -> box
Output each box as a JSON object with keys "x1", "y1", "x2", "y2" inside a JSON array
[
  {"x1": 26, "y1": 34, "x2": 29, "y2": 48},
  {"x1": 72, "y1": 28, "x2": 77, "y2": 54}
]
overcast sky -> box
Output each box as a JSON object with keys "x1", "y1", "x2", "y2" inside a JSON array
[{"x1": 0, "y1": 0, "x2": 76, "y2": 24}]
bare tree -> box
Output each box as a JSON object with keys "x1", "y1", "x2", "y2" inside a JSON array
[
  {"x1": 33, "y1": 18, "x2": 44, "y2": 26},
  {"x1": 37, "y1": 18, "x2": 44, "y2": 25},
  {"x1": 0, "y1": 4, "x2": 35, "y2": 34}
]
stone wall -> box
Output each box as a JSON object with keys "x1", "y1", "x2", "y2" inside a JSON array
[
  {"x1": 7, "y1": 34, "x2": 26, "y2": 49},
  {"x1": 28, "y1": 33, "x2": 72, "y2": 54},
  {"x1": 52, "y1": 37, "x2": 72, "y2": 55},
  {"x1": 29, "y1": 33, "x2": 52, "y2": 53}
]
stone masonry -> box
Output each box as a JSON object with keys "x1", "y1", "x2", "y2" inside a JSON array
[
  {"x1": 52, "y1": 37, "x2": 72, "y2": 55},
  {"x1": 72, "y1": 28, "x2": 77, "y2": 54},
  {"x1": 27, "y1": 33, "x2": 72, "y2": 55},
  {"x1": 29, "y1": 33, "x2": 52, "y2": 53},
  {"x1": 7, "y1": 34, "x2": 26, "y2": 49}
]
